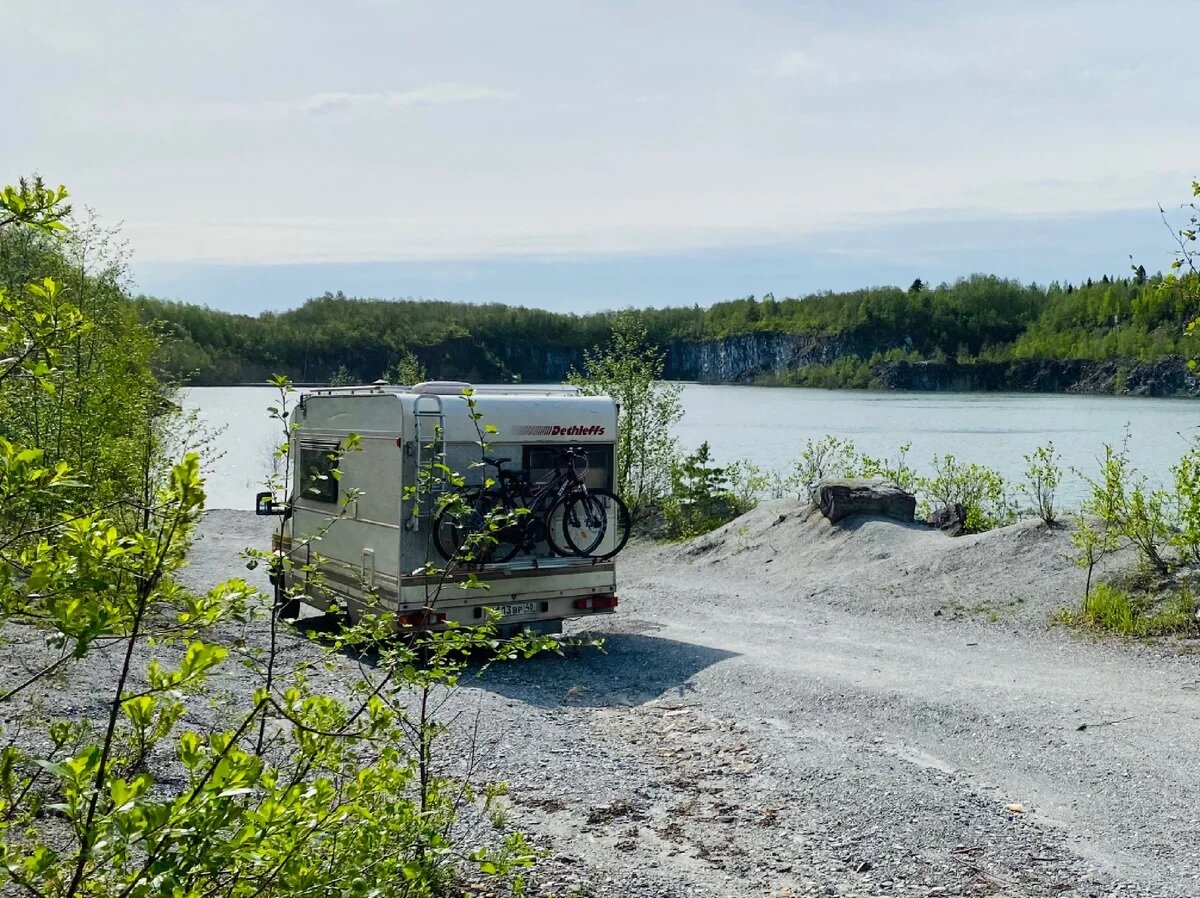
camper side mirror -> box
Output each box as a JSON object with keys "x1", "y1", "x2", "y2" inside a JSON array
[{"x1": 255, "y1": 491, "x2": 285, "y2": 516}]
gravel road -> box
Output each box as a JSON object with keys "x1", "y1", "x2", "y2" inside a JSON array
[{"x1": 11, "y1": 504, "x2": 1196, "y2": 898}]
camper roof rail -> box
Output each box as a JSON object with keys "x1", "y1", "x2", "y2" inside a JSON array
[
  {"x1": 469, "y1": 385, "x2": 582, "y2": 396},
  {"x1": 305, "y1": 384, "x2": 394, "y2": 397},
  {"x1": 303, "y1": 383, "x2": 583, "y2": 398}
]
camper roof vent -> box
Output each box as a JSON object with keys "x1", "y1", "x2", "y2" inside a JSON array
[{"x1": 411, "y1": 380, "x2": 474, "y2": 395}]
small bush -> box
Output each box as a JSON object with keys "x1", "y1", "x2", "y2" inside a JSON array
[
  {"x1": 920, "y1": 454, "x2": 1015, "y2": 533},
  {"x1": 1023, "y1": 442, "x2": 1062, "y2": 525},
  {"x1": 1077, "y1": 436, "x2": 1171, "y2": 576},
  {"x1": 1061, "y1": 582, "x2": 1198, "y2": 637},
  {"x1": 856, "y1": 442, "x2": 920, "y2": 493},
  {"x1": 726, "y1": 458, "x2": 768, "y2": 514},
  {"x1": 664, "y1": 442, "x2": 746, "y2": 538},
  {"x1": 788, "y1": 435, "x2": 858, "y2": 498},
  {"x1": 1171, "y1": 449, "x2": 1200, "y2": 564},
  {"x1": 568, "y1": 311, "x2": 683, "y2": 520}
]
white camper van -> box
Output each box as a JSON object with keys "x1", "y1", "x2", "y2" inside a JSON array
[{"x1": 257, "y1": 381, "x2": 623, "y2": 635}]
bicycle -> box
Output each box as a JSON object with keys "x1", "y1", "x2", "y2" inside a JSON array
[{"x1": 432, "y1": 447, "x2": 630, "y2": 563}]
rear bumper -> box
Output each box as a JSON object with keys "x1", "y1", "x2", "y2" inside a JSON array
[{"x1": 284, "y1": 559, "x2": 617, "y2": 632}]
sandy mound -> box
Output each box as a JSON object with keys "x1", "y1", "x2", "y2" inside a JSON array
[{"x1": 665, "y1": 500, "x2": 1122, "y2": 625}]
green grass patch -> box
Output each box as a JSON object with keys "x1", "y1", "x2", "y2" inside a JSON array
[{"x1": 1058, "y1": 582, "x2": 1199, "y2": 637}]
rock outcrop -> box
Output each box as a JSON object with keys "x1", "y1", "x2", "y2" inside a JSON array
[
  {"x1": 871, "y1": 357, "x2": 1200, "y2": 397},
  {"x1": 814, "y1": 479, "x2": 916, "y2": 525},
  {"x1": 927, "y1": 503, "x2": 968, "y2": 536},
  {"x1": 663, "y1": 333, "x2": 879, "y2": 383}
]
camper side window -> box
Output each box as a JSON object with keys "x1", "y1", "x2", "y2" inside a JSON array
[{"x1": 298, "y1": 444, "x2": 340, "y2": 504}]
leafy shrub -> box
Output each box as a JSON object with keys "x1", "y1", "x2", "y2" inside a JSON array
[
  {"x1": 787, "y1": 435, "x2": 859, "y2": 497},
  {"x1": 1170, "y1": 449, "x2": 1200, "y2": 564},
  {"x1": 568, "y1": 311, "x2": 682, "y2": 519},
  {"x1": 1022, "y1": 442, "x2": 1062, "y2": 525},
  {"x1": 385, "y1": 346, "x2": 426, "y2": 385},
  {"x1": 664, "y1": 442, "x2": 741, "y2": 538},
  {"x1": 857, "y1": 442, "x2": 920, "y2": 493},
  {"x1": 726, "y1": 458, "x2": 769, "y2": 513},
  {"x1": 920, "y1": 454, "x2": 1015, "y2": 533},
  {"x1": 1076, "y1": 436, "x2": 1170, "y2": 577}
]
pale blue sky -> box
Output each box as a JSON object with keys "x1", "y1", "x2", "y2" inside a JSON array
[{"x1": 6, "y1": 0, "x2": 1197, "y2": 313}]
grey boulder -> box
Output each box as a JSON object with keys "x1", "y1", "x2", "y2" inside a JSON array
[
  {"x1": 927, "y1": 503, "x2": 968, "y2": 536},
  {"x1": 814, "y1": 478, "x2": 916, "y2": 524}
]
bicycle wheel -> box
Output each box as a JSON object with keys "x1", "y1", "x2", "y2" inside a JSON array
[
  {"x1": 433, "y1": 491, "x2": 521, "y2": 563},
  {"x1": 563, "y1": 489, "x2": 630, "y2": 559},
  {"x1": 543, "y1": 498, "x2": 577, "y2": 556}
]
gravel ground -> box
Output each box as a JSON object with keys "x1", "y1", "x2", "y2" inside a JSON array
[{"x1": 6, "y1": 504, "x2": 1200, "y2": 897}]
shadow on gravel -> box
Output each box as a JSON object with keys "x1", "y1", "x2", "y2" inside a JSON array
[
  {"x1": 471, "y1": 633, "x2": 738, "y2": 708},
  {"x1": 830, "y1": 513, "x2": 930, "y2": 534}
]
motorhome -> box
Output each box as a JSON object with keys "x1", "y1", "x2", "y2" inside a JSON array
[{"x1": 257, "y1": 381, "x2": 621, "y2": 635}]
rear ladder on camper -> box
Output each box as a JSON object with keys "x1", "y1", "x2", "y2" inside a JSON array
[{"x1": 405, "y1": 392, "x2": 446, "y2": 531}]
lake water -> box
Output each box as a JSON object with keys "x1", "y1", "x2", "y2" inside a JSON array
[{"x1": 184, "y1": 385, "x2": 1198, "y2": 511}]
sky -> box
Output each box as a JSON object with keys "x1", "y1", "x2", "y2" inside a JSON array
[{"x1": 5, "y1": 0, "x2": 1198, "y2": 314}]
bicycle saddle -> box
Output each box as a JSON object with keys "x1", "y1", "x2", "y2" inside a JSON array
[{"x1": 482, "y1": 456, "x2": 512, "y2": 468}]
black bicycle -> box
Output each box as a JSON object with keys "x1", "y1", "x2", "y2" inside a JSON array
[{"x1": 432, "y1": 447, "x2": 630, "y2": 563}]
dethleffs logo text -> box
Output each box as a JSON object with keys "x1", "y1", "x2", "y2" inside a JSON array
[{"x1": 514, "y1": 424, "x2": 606, "y2": 437}]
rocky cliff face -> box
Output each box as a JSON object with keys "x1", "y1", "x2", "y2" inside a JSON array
[
  {"x1": 659, "y1": 331, "x2": 1200, "y2": 396},
  {"x1": 872, "y1": 358, "x2": 1200, "y2": 397},
  {"x1": 663, "y1": 332, "x2": 871, "y2": 382},
  {"x1": 311, "y1": 328, "x2": 1200, "y2": 397}
]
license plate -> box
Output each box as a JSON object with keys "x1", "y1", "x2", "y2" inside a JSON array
[{"x1": 498, "y1": 601, "x2": 538, "y2": 618}]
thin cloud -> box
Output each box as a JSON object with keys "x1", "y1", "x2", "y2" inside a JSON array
[
  {"x1": 762, "y1": 50, "x2": 815, "y2": 78},
  {"x1": 298, "y1": 83, "x2": 514, "y2": 113}
]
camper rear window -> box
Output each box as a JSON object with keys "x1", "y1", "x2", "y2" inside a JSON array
[
  {"x1": 524, "y1": 445, "x2": 612, "y2": 491},
  {"x1": 299, "y1": 444, "x2": 340, "y2": 504}
]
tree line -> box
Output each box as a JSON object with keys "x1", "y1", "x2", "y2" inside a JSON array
[{"x1": 138, "y1": 271, "x2": 1200, "y2": 386}]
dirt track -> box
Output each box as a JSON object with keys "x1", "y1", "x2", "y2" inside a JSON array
[
  {"x1": 459, "y1": 504, "x2": 1200, "y2": 898},
  {"x1": 10, "y1": 505, "x2": 1197, "y2": 897}
]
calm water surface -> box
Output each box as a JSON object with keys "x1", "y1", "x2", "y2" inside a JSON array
[{"x1": 184, "y1": 385, "x2": 1198, "y2": 510}]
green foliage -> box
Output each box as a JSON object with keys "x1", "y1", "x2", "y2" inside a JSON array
[
  {"x1": 1059, "y1": 582, "x2": 1198, "y2": 637},
  {"x1": 1, "y1": 181, "x2": 554, "y2": 898},
  {"x1": 1166, "y1": 179, "x2": 1200, "y2": 365},
  {"x1": 1170, "y1": 449, "x2": 1200, "y2": 564},
  {"x1": 1075, "y1": 436, "x2": 1170, "y2": 577},
  {"x1": 1, "y1": 192, "x2": 168, "y2": 517},
  {"x1": 135, "y1": 266, "x2": 1200, "y2": 391},
  {"x1": 328, "y1": 363, "x2": 355, "y2": 385},
  {"x1": 138, "y1": 292, "x2": 611, "y2": 386},
  {"x1": 764, "y1": 356, "x2": 875, "y2": 389},
  {"x1": 568, "y1": 310, "x2": 682, "y2": 518},
  {"x1": 786, "y1": 435, "x2": 859, "y2": 498},
  {"x1": 1022, "y1": 442, "x2": 1062, "y2": 525},
  {"x1": 725, "y1": 459, "x2": 769, "y2": 516},
  {"x1": 856, "y1": 442, "x2": 920, "y2": 494},
  {"x1": 784, "y1": 436, "x2": 1021, "y2": 534},
  {"x1": 0, "y1": 177, "x2": 70, "y2": 231},
  {"x1": 664, "y1": 442, "x2": 740, "y2": 538},
  {"x1": 1, "y1": 386, "x2": 556, "y2": 898},
  {"x1": 385, "y1": 345, "x2": 427, "y2": 385},
  {"x1": 920, "y1": 454, "x2": 1015, "y2": 533}
]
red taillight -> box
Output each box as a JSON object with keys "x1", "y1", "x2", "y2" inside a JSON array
[
  {"x1": 573, "y1": 595, "x2": 618, "y2": 611},
  {"x1": 397, "y1": 611, "x2": 446, "y2": 628}
]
